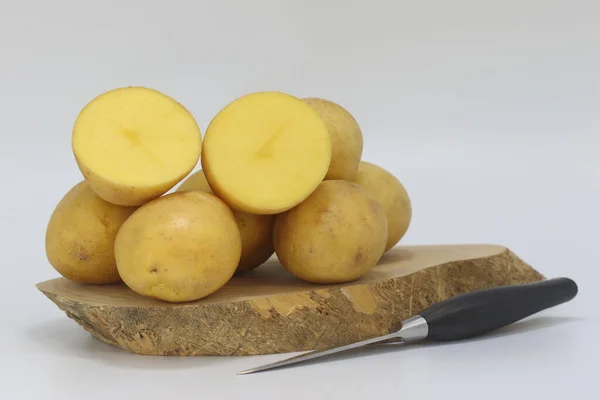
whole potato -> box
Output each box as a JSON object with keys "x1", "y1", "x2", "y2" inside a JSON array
[
  {"x1": 353, "y1": 161, "x2": 412, "y2": 251},
  {"x1": 177, "y1": 170, "x2": 275, "y2": 273},
  {"x1": 114, "y1": 191, "x2": 241, "y2": 302},
  {"x1": 302, "y1": 97, "x2": 363, "y2": 181},
  {"x1": 45, "y1": 181, "x2": 137, "y2": 284},
  {"x1": 274, "y1": 180, "x2": 388, "y2": 284}
]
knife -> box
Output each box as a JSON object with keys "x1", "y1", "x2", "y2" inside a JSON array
[{"x1": 238, "y1": 277, "x2": 578, "y2": 375}]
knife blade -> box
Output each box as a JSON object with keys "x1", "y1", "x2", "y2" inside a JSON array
[{"x1": 238, "y1": 277, "x2": 578, "y2": 375}]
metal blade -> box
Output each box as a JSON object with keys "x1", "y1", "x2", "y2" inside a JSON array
[{"x1": 237, "y1": 332, "x2": 401, "y2": 375}]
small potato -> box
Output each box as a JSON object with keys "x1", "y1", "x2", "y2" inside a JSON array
[
  {"x1": 302, "y1": 97, "x2": 363, "y2": 181},
  {"x1": 353, "y1": 161, "x2": 412, "y2": 251},
  {"x1": 45, "y1": 181, "x2": 137, "y2": 284},
  {"x1": 177, "y1": 170, "x2": 275, "y2": 273},
  {"x1": 114, "y1": 191, "x2": 241, "y2": 302},
  {"x1": 274, "y1": 180, "x2": 387, "y2": 284}
]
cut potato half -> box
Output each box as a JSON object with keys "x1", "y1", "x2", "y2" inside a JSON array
[
  {"x1": 72, "y1": 87, "x2": 202, "y2": 206},
  {"x1": 201, "y1": 92, "x2": 331, "y2": 214}
]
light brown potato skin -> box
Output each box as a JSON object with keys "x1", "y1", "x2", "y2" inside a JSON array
[
  {"x1": 233, "y1": 213, "x2": 276, "y2": 272},
  {"x1": 274, "y1": 180, "x2": 388, "y2": 284},
  {"x1": 45, "y1": 181, "x2": 137, "y2": 284},
  {"x1": 75, "y1": 156, "x2": 191, "y2": 207},
  {"x1": 177, "y1": 170, "x2": 275, "y2": 273},
  {"x1": 114, "y1": 191, "x2": 242, "y2": 302},
  {"x1": 177, "y1": 169, "x2": 212, "y2": 193},
  {"x1": 353, "y1": 161, "x2": 412, "y2": 251},
  {"x1": 302, "y1": 98, "x2": 363, "y2": 181}
]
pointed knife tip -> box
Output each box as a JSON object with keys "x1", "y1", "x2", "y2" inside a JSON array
[
  {"x1": 238, "y1": 364, "x2": 276, "y2": 375},
  {"x1": 237, "y1": 368, "x2": 257, "y2": 375}
]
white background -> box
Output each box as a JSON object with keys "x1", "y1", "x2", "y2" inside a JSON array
[{"x1": 1, "y1": 1, "x2": 598, "y2": 399}]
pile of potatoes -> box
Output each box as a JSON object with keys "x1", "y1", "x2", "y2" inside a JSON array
[{"x1": 45, "y1": 88, "x2": 412, "y2": 303}]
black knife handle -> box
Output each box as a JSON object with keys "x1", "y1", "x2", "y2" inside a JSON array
[{"x1": 419, "y1": 277, "x2": 578, "y2": 341}]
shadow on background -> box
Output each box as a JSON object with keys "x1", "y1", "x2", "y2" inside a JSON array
[{"x1": 26, "y1": 318, "x2": 231, "y2": 370}]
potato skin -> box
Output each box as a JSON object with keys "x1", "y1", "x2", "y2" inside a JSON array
[
  {"x1": 177, "y1": 169, "x2": 212, "y2": 193},
  {"x1": 302, "y1": 98, "x2": 363, "y2": 181},
  {"x1": 114, "y1": 191, "x2": 242, "y2": 302},
  {"x1": 274, "y1": 180, "x2": 387, "y2": 284},
  {"x1": 177, "y1": 170, "x2": 275, "y2": 273},
  {"x1": 234, "y1": 213, "x2": 276, "y2": 272},
  {"x1": 353, "y1": 161, "x2": 412, "y2": 251},
  {"x1": 45, "y1": 181, "x2": 137, "y2": 284},
  {"x1": 75, "y1": 155, "x2": 191, "y2": 207}
]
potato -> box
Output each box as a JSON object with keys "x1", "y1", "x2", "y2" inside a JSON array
[
  {"x1": 353, "y1": 161, "x2": 412, "y2": 251},
  {"x1": 177, "y1": 168, "x2": 212, "y2": 193},
  {"x1": 201, "y1": 91, "x2": 331, "y2": 214},
  {"x1": 114, "y1": 191, "x2": 241, "y2": 302},
  {"x1": 72, "y1": 87, "x2": 202, "y2": 206},
  {"x1": 45, "y1": 181, "x2": 136, "y2": 284},
  {"x1": 177, "y1": 170, "x2": 275, "y2": 273},
  {"x1": 302, "y1": 97, "x2": 363, "y2": 180},
  {"x1": 274, "y1": 180, "x2": 388, "y2": 284}
]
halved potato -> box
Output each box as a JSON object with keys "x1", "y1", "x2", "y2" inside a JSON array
[
  {"x1": 201, "y1": 91, "x2": 331, "y2": 214},
  {"x1": 72, "y1": 87, "x2": 202, "y2": 206}
]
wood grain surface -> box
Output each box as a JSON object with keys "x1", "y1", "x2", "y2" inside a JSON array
[{"x1": 37, "y1": 244, "x2": 544, "y2": 356}]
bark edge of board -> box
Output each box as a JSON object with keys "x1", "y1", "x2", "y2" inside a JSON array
[{"x1": 37, "y1": 244, "x2": 544, "y2": 356}]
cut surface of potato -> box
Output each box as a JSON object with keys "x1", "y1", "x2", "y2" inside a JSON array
[
  {"x1": 303, "y1": 97, "x2": 363, "y2": 180},
  {"x1": 72, "y1": 87, "x2": 202, "y2": 206},
  {"x1": 201, "y1": 91, "x2": 331, "y2": 214},
  {"x1": 353, "y1": 161, "x2": 412, "y2": 251},
  {"x1": 274, "y1": 180, "x2": 388, "y2": 284},
  {"x1": 115, "y1": 191, "x2": 241, "y2": 303},
  {"x1": 45, "y1": 181, "x2": 137, "y2": 284},
  {"x1": 177, "y1": 170, "x2": 275, "y2": 273}
]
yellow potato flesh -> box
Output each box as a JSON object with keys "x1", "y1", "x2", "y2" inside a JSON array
[
  {"x1": 201, "y1": 92, "x2": 331, "y2": 214},
  {"x1": 274, "y1": 180, "x2": 388, "y2": 284},
  {"x1": 72, "y1": 87, "x2": 202, "y2": 206},
  {"x1": 114, "y1": 191, "x2": 241, "y2": 302},
  {"x1": 45, "y1": 181, "x2": 137, "y2": 284},
  {"x1": 177, "y1": 170, "x2": 275, "y2": 273},
  {"x1": 302, "y1": 98, "x2": 363, "y2": 181},
  {"x1": 353, "y1": 161, "x2": 412, "y2": 251}
]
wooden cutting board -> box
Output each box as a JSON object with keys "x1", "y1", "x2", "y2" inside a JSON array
[{"x1": 37, "y1": 244, "x2": 543, "y2": 356}]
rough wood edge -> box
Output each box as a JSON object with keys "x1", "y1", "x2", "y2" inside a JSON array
[{"x1": 39, "y1": 248, "x2": 544, "y2": 356}]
